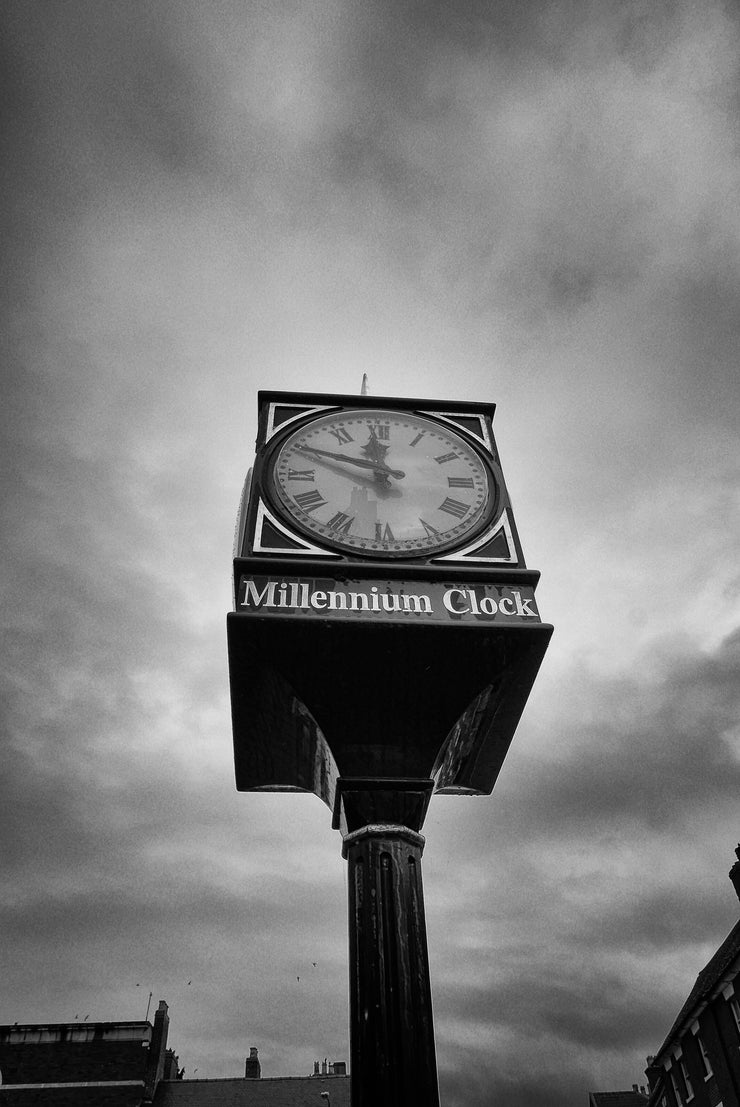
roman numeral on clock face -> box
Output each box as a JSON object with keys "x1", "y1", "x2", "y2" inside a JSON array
[
  {"x1": 327, "y1": 511, "x2": 354, "y2": 534},
  {"x1": 448, "y1": 476, "x2": 474, "y2": 488},
  {"x1": 375, "y1": 522, "x2": 395, "y2": 542},
  {"x1": 434, "y1": 452, "x2": 458, "y2": 464},
  {"x1": 287, "y1": 468, "x2": 315, "y2": 481},
  {"x1": 294, "y1": 490, "x2": 327, "y2": 512},
  {"x1": 419, "y1": 518, "x2": 440, "y2": 538},
  {"x1": 439, "y1": 497, "x2": 469, "y2": 518},
  {"x1": 328, "y1": 426, "x2": 354, "y2": 445}
]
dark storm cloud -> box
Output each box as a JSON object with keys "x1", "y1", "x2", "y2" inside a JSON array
[
  {"x1": 1, "y1": 2, "x2": 220, "y2": 185},
  {"x1": 429, "y1": 629, "x2": 740, "y2": 870},
  {"x1": 518, "y1": 632, "x2": 740, "y2": 833}
]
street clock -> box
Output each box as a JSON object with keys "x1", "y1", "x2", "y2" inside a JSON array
[
  {"x1": 226, "y1": 388, "x2": 553, "y2": 1107},
  {"x1": 227, "y1": 390, "x2": 551, "y2": 804}
]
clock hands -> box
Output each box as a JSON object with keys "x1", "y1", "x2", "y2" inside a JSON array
[
  {"x1": 295, "y1": 445, "x2": 405, "y2": 481},
  {"x1": 294, "y1": 451, "x2": 402, "y2": 497}
]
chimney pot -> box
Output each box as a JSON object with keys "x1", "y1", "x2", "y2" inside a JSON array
[{"x1": 245, "y1": 1046, "x2": 261, "y2": 1079}]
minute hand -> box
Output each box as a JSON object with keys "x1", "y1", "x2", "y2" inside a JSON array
[{"x1": 296, "y1": 446, "x2": 405, "y2": 480}]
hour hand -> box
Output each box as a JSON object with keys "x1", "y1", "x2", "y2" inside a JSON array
[{"x1": 296, "y1": 445, "x2": 405, "y2": 480}]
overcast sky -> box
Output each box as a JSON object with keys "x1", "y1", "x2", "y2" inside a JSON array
[{"x1": 2, "y1": 2, "x2": 739, "y2": 1104}]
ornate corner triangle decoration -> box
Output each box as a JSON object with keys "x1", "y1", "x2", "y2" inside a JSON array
[
  {"x1": 252, "y1": 499, "x2": 340, "y2": 558},
  {"x1": 432, "y1": 509, "x2": 518, "y2": 565},
  {"x1": 419, "y1": 410, "x2": 494, "y2": 455},
  {"x1": 265, "y1": 403, "x2": 338, "y2": 443}
]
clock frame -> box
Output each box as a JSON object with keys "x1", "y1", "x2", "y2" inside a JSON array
[{"x1": 236, "y1": 391, "x2": 527, "y2": 570}]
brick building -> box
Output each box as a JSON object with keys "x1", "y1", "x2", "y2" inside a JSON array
[
  {"x1": 0, "y1": 1001, "x2": 175, "y2": 1106},
  {"x1": 644, "y1": 846, "x2": 740, "y2": 1107},
  {"x1": 0, "y1": 1002, "x2": 348, "y2": 1107}
]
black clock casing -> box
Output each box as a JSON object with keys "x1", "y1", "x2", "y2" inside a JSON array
[
  {"x1": 227, "y1": 391, "x2": 552, "y2": 806},
  {"x1": 235, "y1": 391, "x2": 528, "y2": 573}
]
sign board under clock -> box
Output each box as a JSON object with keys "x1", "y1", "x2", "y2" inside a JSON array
[{"x1": 236, "y1": 574, "x2": 542, "y2": 625}]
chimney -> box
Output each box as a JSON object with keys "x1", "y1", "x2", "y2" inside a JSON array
[
  {"x1": 645, "y1": 1056, "x2": 662, "y2": 1093},
  {"x1": 730, "y1": 844, "x2": 740, "y2": 904},
  {"x1": 163, "y1": 1049, "x2": 180, "y2": 1080},
  {"x1": 313, "y1": 1061, "x2": 320, "y2": 1075},
  {"x1": 144, "y1": 1001, "x2": 169, "y2": 1102},
  {"x1": 245, "y1": 1046, "x2": 261, "y2": 1079},
  {"x1": 322, "y1": 1057, "x2": 328, "y2": 1074}
]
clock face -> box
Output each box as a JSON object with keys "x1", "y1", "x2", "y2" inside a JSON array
[{"x1": 266, "y1": 408, "x2": 497, "y2": 558}]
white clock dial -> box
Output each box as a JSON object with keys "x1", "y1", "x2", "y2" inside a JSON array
[{"x1": 267, "y1": 409, "x2": 496, "y2": 557}]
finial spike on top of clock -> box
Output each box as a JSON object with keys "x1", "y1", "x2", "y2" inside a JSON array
[{"x1": 360, "y1": 373, "x2": 369, "y2": 396}]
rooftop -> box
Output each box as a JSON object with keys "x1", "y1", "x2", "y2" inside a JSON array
[
  {"x1": 0, "y1": 1023, "x2": 152, "y2": 1045},
  {"x1": 589, "y1": 1092, "x2": 649, "y2": 1107},
  {"x1": 653, "y1": 916, "x2": 740, "y2": 1062},
  {"x1": 153, "y1": 1075, "x2": 350, "y2": 1107}
]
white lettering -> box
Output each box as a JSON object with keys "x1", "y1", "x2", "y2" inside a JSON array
[
  {"x1": 402, "y1": 594, "x2": 432, "y2": 614},
  {"x1": 513, "y1": 591, "x2": 537, "y2": 617},
  {"x1": 242, "y1": 579, "x2": 277, "y2": 608},
  {"x1": 443, "y1": 588, "x2": 469, "y2": 613},
  {"x1": 239, "y1": 578, "x2": 539, "y2": 622}
]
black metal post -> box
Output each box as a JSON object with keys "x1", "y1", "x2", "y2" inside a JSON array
[{"x1": 336, "y1": 780, "x2": 439, "y2": 1107}]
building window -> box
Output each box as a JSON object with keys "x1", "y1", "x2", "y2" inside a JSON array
[
  {"x1": 729, "y1": 996, "x2": 740, "y2": 1039},
  {"x1": 679, "y1": 1057, "x2": 694, "y2": 1100},
  {"x1": 670, "y1": 1069, "x2": 684, "y2": 1107},
  {"x1": 696, "y1": 1034, "x2": 713, "y2": 1079}
]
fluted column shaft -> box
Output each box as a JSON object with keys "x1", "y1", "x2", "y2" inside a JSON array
[{"x1": 342, "y1": 824, "x2": 439, "y2": 1107}]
